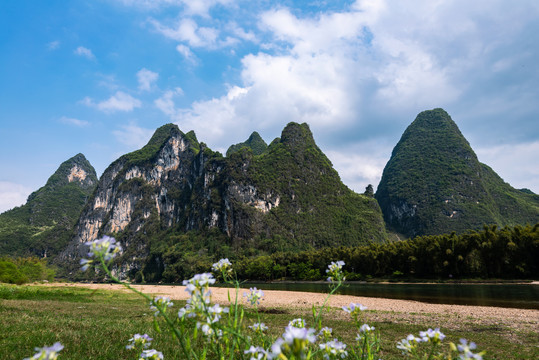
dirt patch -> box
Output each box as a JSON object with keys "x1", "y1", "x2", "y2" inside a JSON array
[{"x1": 43, "y1": 282, "x2": 539, "y2": 333}]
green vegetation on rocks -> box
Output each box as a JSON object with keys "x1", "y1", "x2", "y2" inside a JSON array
[
  {"x1": 376, "y1": 108, "x2": 539, "y2": 238},
  {"x1": 65, "y1": 122, "x2": 387, "y2": 282},
  {"x1": 0, "y1": 257, "x2": 55, "y2": 284},
  {"x1": 226, "y1": 131, "x2": 267, "y2": 156},
  {"x1": 0, "y1": 154, "x2": 97, "y2": 258}
]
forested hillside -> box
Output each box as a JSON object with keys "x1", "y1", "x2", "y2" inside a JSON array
[
  {"x1": 0, "y1": 154, "x2": 97, "y2": 258},
  {"x1": 376, "y1": 109, "x2": 539, "y2": 238}
]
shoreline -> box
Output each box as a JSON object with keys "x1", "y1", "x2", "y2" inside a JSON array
[
  {"x1": 42, "y1": 282, "x2": 539, "y2": 333},
  {"x1": 249, "y1": 279, "x2": 539, "y2": 285}
]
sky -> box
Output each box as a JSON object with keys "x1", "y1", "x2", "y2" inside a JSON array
[{"x1": 1, "y1": 0, "x2": 539, "y2": 213}]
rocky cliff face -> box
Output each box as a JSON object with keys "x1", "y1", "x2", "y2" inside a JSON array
[
  {"x1": 61, "y1": 123, "x2": 387, "y2": 279},
  {"x1": 0, "y1": 153, "x2": 97, "y2": 258},
  {"x1": 375, "y1": 108, "x2": 539, "y2": 238}
]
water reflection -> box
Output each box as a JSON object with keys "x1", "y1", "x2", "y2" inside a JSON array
[{"x1": 237, "y1": 282, "x2": 539, "y2": 310}]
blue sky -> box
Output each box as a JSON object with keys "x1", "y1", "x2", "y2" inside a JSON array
[{"x1": 1, "y1": 0, "x2": 539, "y2": 213}]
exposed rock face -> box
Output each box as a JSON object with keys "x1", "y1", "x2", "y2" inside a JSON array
[
  {"x1": 62, "y1": 123, "x2": 387, "y2": 279},
  {"x1": 375, "y1": 108, "x2": 539, "y2": 238}
]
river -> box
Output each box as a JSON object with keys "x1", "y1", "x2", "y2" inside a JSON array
[{"x1": 238, "y1": 282, "x2": 539, "y2": 310}]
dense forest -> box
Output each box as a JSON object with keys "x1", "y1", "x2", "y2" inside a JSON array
[
  {"x1": 121, "y1": 223, "x2": 538, "y2": 283},
  {"x1": 0, "y1": 257, "x2": 55, "y2": 284},
  {"x1": 3, "y1": 224, "x2": 537, "y2": 283},
  {"x1": 234, "y1": 224, "x2": 539, "y2": 281}
]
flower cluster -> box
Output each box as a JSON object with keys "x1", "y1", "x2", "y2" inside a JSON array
[
  {"x1": 126, "y1": 333, "x2": 153, "y2": 350},
  {"x1": 183, "y1": 273, "x2": 216, "y2": 295},
  {"x1": 150, "y1": 296, "x2": 173, "y2": 316},
  {"x1": 396, "y1": 334, "x2": 422, "y2": 355},
  {"x1": 126, "y1": 334, "x2": 162, "y2": 360},
  {"x1": 244, "y1": 287, "x2": 264, "y2": 306},
  {"x1": 319, "y1": 339, "x2": 348, "y2": 359},
  {"x1": 455, "y1": 338, "x2": 484, "y2": 360},
  {"x1": 211, "y1": 258, "x2": 232, "y2": 274},
  {"x1": 270, "y1": 326, "x2": 317, "y2": 359},
  {"x1": 178, "y1": 272, "x2": 215, "y2": 319},
  {"x1": 249, "y1": 322, "x2": 269, "y2": 334},
  {"x1": 24, "y1": 342, "x2": 63, "y2": 360},
  {"x1": 80, "y1": 236, "x2": 122, "y2": 271},
  {"x1": 419, "y1": 327, "x2": 446, "y2": 344},
  {"x1": 288, "y1": 318, "x2": 306, "y2": 328},
  {"x1": 318, "y1": 327, "x2": 333, "y2": 340},
  {"x1": 244, "y1": 345, "x2": 267, "y2": 360},
  {"x1": 396, "y1": 328, "x2": 446, "y2": 356},
  {"x1": 326, "y1": 261, "x2": 345, "y2": 283},
  {"x1": 177, "y1": 272, "x2": 229, "y2": 339},
  {"x1": 358, "y1": 323, "x2": 375, "y2": 334},
  {"x1": 139, "y1": 349, "x2": 164, "y2": 359},
  {"x1": 342, "y1": 303, "x2": 367, "y2": 317}
]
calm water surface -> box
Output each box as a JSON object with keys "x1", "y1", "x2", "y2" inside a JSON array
[{"x1": 239, "y1": 282, "x2": 539, "y2": 310}]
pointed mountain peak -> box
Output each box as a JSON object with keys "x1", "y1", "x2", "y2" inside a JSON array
[
  {"x1": 247, "y1": 131, "x2": 263, "y2": 142},
  {"x1": 63, "y1": 153, "x2": 97, "y2": 187},
  {"x1": 119, "y1": 123, "x2": 201, "y2": 168},
  {"x1": 280, "y1": 122, "x2": 316, "y2": 149},
  {"x1": 226, "y1": 131, "x2": 268, "y2": 156},
  {"x1": 391, "y1": 108, "x2": 474, "y2": 159},
  {"x1": 411, "y1": 108, "x2": 454, "y2": 128},
  {"x1": 376, "y1": 108, "x2": 539, "y2": 237},
  {"x1": 146, "y1": 123, "x2": 182, "y2": 147},
  {"x1": 39, "y1": 153, "x2": 97, "y2": 193}
]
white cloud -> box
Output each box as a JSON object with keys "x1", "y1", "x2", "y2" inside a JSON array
[
  {"x1": 155, "y1": 4, "x2": 372, "y2": 147},
  {"x1": 179, "y1": 0, "x2": 234, "y2": 17},
  {"x1": 151, "y1": 0, "x2": 539, "y2": 194},
  {"x1": 59, "y1": 116, "x2": 90, "y2": 127},
  {"x1": 96, "y1": 73, "x2": 119, "y2": 91},
  {"x1": 115, "y1": 0, "x2": 232, "y2": 15},
  {"x1": 226, "y1": 22, "x2": 257, "y2": 42},
  {"x1": 83, "y1": 91, "x2": 142, "y2": 113},
  {"x1": 113, "y1": 123, "x2": 155, "y2": 149},
  {"x1": 137, "y1": 68, "x2": 159, "y2": 91},
  {"x1": 326, "y1": 141, "x2": 393, "y2": 193},
  {"x1": 74, "y1": 46, "x2": 95, "y2": 60},
  {"x1": 176, "y1": 44, "x2": 197, "y2": 63},
  {"x1": 172, "y1": 86, "x2": 249, "y2": 147},
  {"x1": 0, "y1": 182, "x2": 32, "y2": 214},
  {"x1": 154, "y1": 87, "x2": 184, "y2": 117},
  {"x1": 47, "y1": 40, "x2": 60, "y2": 50},
  {"x1": 149, "y1": 18, "x2": 220, "y2": 48},
  {"x1": 476, "y1": 141, "x2": 539, "y2": 194}
]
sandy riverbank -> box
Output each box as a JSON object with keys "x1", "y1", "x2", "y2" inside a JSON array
[{"x1": 44, "y1": 282, "x2": 538, "y2": 334}]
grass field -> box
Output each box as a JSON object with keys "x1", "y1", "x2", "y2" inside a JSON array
[{"x1": 0, "y1": 284, "x2": 537, "y2": 359}]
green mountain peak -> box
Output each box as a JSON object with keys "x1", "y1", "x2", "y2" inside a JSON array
[
  {"x1": 0, "y1": 154, "x2": 98, "y2": 257},
  {"x1": 226, "y1": 131, "x2": 268, "y2": 157},
  {"x1": 376, "y1": 108, "x2": 539, "y2": 237},
  {"x1": 280, "y1": 122, "x2": 316, "y2": 150}
]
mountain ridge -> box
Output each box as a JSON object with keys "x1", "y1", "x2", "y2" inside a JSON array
[
  {"x1": 58, "y1": 121, "x2": 387, "y2": 280},
  {"x1": 2, "y1": 110, "x2": 537, "y2": 282}
]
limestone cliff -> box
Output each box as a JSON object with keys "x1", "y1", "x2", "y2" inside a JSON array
[{"x1": 62, "y1": 123, "x2": 387, "y2": 280}]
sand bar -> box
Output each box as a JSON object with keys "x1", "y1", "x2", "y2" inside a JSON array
[{"x1": 43, "y1": 282, "x2": 538, "y2": 334}]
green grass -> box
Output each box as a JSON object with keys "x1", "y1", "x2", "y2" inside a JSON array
[{"x1": 1, "y1": 284, "x2": 537, "y2": 359}]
